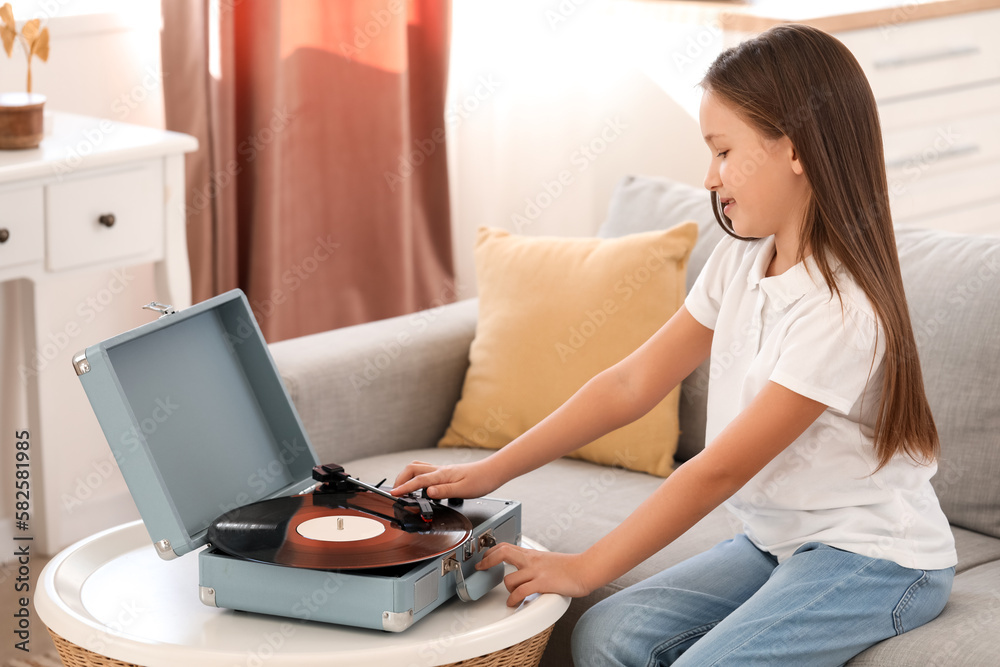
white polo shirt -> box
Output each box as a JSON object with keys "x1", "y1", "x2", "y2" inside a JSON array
[{"x1": 685, "y1": 234, "x2": 957, "y2": 570}]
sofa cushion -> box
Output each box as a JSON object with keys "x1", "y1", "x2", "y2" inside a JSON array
[
  {"x1": 270, "y1": 298, "x2": 479, "y2": 464},
  {"x1": 951, "y1": 525, "x2": 1000, "y2": 574},
  {"x1": 596, "y1": 174, "x2": 726, "y2": 293},
  {"x1": 596, "y1": 174, "x2": 726, "y2": 462},
  {"x1": 895, "y1": 228, "x2": 1000, "y2": 539},
  {"x1": 438, "y1": 224, "x2": 698, "y2": 477}
]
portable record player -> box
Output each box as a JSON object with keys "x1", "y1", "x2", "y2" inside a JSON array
[{"x1": 71, "y1": 289, "x2": 521, "y2": 632}]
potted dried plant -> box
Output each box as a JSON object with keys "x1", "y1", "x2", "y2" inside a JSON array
[{"x1": 0, "y1": 2, "x2": 49, "y2": 149}]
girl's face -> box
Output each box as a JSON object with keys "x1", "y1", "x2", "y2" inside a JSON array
[{"x1": 699, "y1": 90, "x2": 811, "y2": 241}]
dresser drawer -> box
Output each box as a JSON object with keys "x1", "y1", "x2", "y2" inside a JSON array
[
  {"x1": 884, "y1": 106, "x2": 1000, "y2": 183},
  {"x1": 889, "y1": 160, "x2": 1000, "y2": 224},
  {"x1": 878, "y1": 81, "x2": 1000, "y2": 133},
  {"x1": 898, "y1": 196, "x2": 1000, "y2": 236},
  {"x1": 0, "y1": 186, "x2": 44, "y2": 271},
  {"x1": 838, "y1": 9, "x2": 1000, "y2": 103},
  {"x1": 45, "y1": 159, "x2": 163, "y2": 272}
]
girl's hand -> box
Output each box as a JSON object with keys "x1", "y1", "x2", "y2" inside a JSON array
[
  {"x1": 476, "y1": 543, "x2": 593, "y2": 607},
  {"x1": 391, "y1": 459, "x2": 501, "y2": 499}
]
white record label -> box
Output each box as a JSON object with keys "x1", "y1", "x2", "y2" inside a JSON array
[{"x1": 296, "y1": 515, "x2": 386, "y2": 542}]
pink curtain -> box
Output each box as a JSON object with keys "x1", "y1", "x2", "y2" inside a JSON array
[{"x1": 162, "y1": 0, "x2": 455, "y2": 341}]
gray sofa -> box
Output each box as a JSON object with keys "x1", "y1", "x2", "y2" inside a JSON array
[{"x1": 269, "y1": 175, "x2": 1000, "y2": 666}]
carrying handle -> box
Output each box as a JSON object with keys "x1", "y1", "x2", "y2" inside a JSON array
[
  {"x1": 453, "y1": 559, "x2": 504, "y2": 602},
  {"x1": 445, "y1": 531, "x2": 504, "y2": 602}
]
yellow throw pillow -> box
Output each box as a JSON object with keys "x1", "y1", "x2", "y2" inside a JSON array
[{"x1": 438, "y1": 221, "x2": 699, "y2": 477}]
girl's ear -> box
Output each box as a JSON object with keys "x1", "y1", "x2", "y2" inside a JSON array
[{"x1": 789, "y1": 143, "x2": 805, "y2": 176}]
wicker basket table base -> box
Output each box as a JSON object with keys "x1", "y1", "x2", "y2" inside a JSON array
[{"x1": 48, "y1": 625, "x2": 554, "y2": 667}]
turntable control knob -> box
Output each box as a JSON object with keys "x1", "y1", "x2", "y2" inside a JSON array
[{"x1": 447, "y1": 497, "x2": 464, "y2": 506}]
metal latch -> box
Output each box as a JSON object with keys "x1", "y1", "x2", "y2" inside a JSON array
[
  {"x1": 463, "y1": 529, "x2": 498, "y2": 561},
  {"x1": 442, "y1": 553, "x2": 459, "y2": 577},
  {"x1": 142, "y1": 301, "x2": 176, "y2": 318},
  {"x1": 479, "y1": 529, "x2": 497, "y2": 551}
]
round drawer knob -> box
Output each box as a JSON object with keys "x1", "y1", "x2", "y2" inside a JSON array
[
  {"x1": 0, "y1": 228, "x2": 8, "y2": 243},
  {"x1": 98, "y1": 213, "x2": 116, "y2": 228}
]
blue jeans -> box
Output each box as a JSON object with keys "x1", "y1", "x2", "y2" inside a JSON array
[{"x1": 571, "y1": 535, "x2": 954, "y2": 667}]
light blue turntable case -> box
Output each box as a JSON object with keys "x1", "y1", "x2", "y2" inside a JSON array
[{"x1": 72, "y1": 289, "x2": 518, "y2": 632}]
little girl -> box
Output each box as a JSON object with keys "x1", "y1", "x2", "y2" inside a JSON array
[{"x1": 393, "y1": 24, "x2": 956, "y2": 665}]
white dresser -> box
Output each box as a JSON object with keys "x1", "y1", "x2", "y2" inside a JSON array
[
  {"x1": 836, "y1": 9, "x2": 1000, "y2": 235},
  {"x1": 0, "y1": 112, "x2": 197, "y2": 293},
  {"x1": 0, "y1": 112, "x2": 197, "y2": 553}
]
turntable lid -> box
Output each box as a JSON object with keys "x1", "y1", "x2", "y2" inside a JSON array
[{"x1": 76, "y1": 289, "x2": 320, "y2": 559}]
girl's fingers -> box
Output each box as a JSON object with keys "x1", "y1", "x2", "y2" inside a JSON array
[
  {"x1": 397, "y1": 469, "x2": 465, "y2": 497},
  {"x1": 502, "y1": 568, "x2": 532, "y2": 592},
  {"x1": 392, "y1": 465, "x2": 420, "y2": 489},
  {"x1": 476, "y1": 544, "x2": 502, "y2": 570},
  {"x1": 425, "y1": 482, "x2": 460, "y2": 499},
  {"x1": 393, "y1": 474, "x2": 433, "y2": 496},
  {"x1": 392, "y1": 463, "x2": 440, "y2": 494},
  {"x1": 507, "y1": 581, "x2": 537, "y2": 607},
  {"x1": 477, "y1": 543, "x2": 525, "y2": 571},
  {"x1": 391, "y1": 474, "x2": 424, "y2": 496}
]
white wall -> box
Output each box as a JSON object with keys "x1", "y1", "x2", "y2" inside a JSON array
[
  {"x1": 0, "y1": 1, "x2": 165, "y2": 555},
  {"x1": 444, "y1": 0, "x2": 720, "y2": 299}
]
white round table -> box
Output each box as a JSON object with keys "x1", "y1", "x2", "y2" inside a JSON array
[{"x1": 36, "y1": 520, "x2": 570, "y2": 667}]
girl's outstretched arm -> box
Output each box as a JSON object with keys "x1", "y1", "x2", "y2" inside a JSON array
[
  {"x1": 393, "y1": 305, "x2": 714, "y2": 499},
  {"x1": 477, "y1": 380, "x2": 827, "y2": 606}
]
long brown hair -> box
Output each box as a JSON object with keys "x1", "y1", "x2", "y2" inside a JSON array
[{"x1": 701, "y1": 23, "x2": 938, "y2": 472}]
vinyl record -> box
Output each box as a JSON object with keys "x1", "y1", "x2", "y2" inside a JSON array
[{"x1": 208, "y1": 491, "x2": 473, "y2": 570}]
